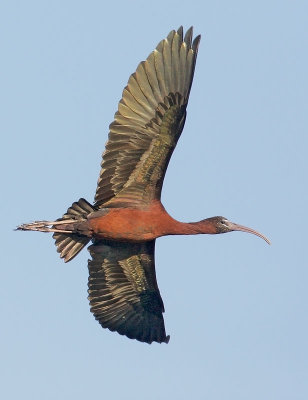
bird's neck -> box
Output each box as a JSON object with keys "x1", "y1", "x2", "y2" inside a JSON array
[
  {"x1": 145, "y1": 201, "x2": 218, "y2": 237},
  {"x1": 163, "y1": 217, "x2": 218, "y2": 236}
]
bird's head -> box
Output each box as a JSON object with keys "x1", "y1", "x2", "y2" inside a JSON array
[{"x1": 204, "y1": 216, "x2": 271, "y2": 244}]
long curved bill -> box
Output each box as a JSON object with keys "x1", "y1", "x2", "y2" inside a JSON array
[{"x1": 228, "y1": 221, "x2": 271, "y2": 245}]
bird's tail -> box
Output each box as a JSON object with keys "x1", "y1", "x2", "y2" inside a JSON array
[{"x1": 17, "y1": 198, "x2": 95, "y2": 262}]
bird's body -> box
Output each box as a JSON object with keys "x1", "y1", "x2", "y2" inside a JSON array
[
  {"x1": 89, "y1": 201, "x2": 183, "y2": 241},
  {"x1": 45, "y1": 201, "x2": 220, "y2": 241},
  {"x1": 17, "y1": 27, "x2": 270, "y2": 344}
]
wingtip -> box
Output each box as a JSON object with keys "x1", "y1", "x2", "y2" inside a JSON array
[
  {"x1": 164, "y1": 334, "x2": 170, "y2": 344},
  {"x1": 177, "y1": 26, "x2": 183, "y2": 38},
  {"x1": 184, "y1": 26, "x2": 193, "y2": 47},
  {"x1": 146, "y1": 334, "x2": 170, "y2": 344}
]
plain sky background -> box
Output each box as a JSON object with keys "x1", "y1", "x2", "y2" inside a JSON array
[{"x1": 1, "y1": 1, "x2": 307, "y2": 399}]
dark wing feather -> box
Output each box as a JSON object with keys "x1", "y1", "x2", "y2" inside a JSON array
[
  {"x1": 87, "y1": 239, "x2": 169, "y2": 344},
  {"x1": 95, "y1": 27, "x2": 200, "y2": 208}
]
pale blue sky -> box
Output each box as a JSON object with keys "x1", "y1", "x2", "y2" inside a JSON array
[{"x1": 1, "y1": 1, "x2": 307, "y2": 399}]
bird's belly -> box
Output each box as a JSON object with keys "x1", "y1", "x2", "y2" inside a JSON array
[{"x1": 88, "y1": 207, "x2": 162, "y2": 241}]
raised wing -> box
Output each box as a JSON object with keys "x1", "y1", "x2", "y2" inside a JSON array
[
  {"x1": 87, "y1": 239, "x2": 169, "y2": 344},
  {"x1": 95, "y1": 27, "x2": 200, "y2": 208}
]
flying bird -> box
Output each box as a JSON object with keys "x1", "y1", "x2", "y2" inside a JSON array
[{"x1": 17, "y1": 27, "x2": 270, "y2": 344}]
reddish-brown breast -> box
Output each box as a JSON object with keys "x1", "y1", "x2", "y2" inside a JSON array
[{"x1": 87, "y1": 200, "x2": 182, "y2": 242}]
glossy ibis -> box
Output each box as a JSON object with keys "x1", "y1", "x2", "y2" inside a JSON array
[{"x1": 17, "y1": 27, "x2": 270, "y2": 344}]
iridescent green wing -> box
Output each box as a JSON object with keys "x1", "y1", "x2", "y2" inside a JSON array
[{"x1": 95, "y1": 27, "x2": 200, "y2": 208}]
